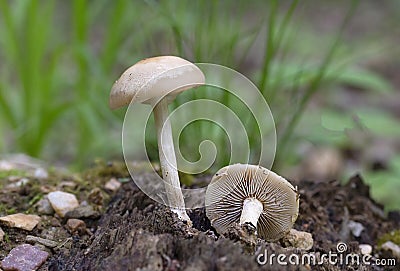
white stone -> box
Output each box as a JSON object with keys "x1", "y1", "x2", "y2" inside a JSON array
[
  {"x1": 359, "y1": 244, "x2": 372, "y2": 255},
  {"x1": 0, "y1": 213, "x2": 41, "y2": 231},
  {"x1": 105, "y1": 178, "x2": 121, "y2": 192},
  {"x1": 381, "y1": 241, "x2": 400, "y2": 259},
  {"x1": 48, "y1": 191, "x2": 79, "y2": 218},
  {"x1": 34, "y1": 168, "x2": 48, "y2": 179},
  {"x1": 348, "y1": 220, "x2": 364, "y2": 237}
]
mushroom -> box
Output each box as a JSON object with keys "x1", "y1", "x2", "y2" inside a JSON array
[
  {"x1": 205, "y1": 164, "x2": 299, "y2": 241},
  {"x1": 109, "y1": 56, "x2": 205, "y2": 224}
]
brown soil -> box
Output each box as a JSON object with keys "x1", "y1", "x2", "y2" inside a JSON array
[{"x1": 43, "y1": 173, "x2": 399, "y2": 271}]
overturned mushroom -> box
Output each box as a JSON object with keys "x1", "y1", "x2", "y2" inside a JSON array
[
  {"x1": 205, "y1": 164, "x2": 299, "y2": 241},
  {"x1": 110, "y1": 56, "x2": 205, "y2": 224}
]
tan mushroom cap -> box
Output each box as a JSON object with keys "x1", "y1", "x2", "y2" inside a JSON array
[
  {"x1": 109, "y1": 56, "x2": 205, "y2": 109},
  {"x1": 205, "y1": 164, "x2": 299, "y2": 241}
]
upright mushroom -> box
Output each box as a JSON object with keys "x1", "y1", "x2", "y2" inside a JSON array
[
  {"x1": 110, "y1": 56, "x2": 205, "y2": 224},
  {"x1": 205, "y1": 164, "x2": 299, "y2": 241}
]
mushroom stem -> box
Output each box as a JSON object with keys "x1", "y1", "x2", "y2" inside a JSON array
[
  {"x1": 239, "y1": 197, "x2": 263, "y2": 230},
  {"x1": 153, "y1": 98, "x2": 191, "y2": 224}
]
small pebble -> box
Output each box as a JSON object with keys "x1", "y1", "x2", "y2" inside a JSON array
[
  {"x1": 359, "y1": 244, "x2": 372, "y2": 255},
  {"x1": 26, "y1": 235, "x2": 58, "y2": 248},
  {"x1": 48, "y1": 191, "x2": 79, "y2": 218},
  {"x1": 348, "y1": 220, "x2": 364, "y2": 237},
  {"x1": 0, "y1": 227, "x2": 4, "y2": 241},
  {"x1": 66, "y1": 219, "x2": 86, "y2": 234},
  {"x1": 105, "y1": 178, "x2": 121, "y2": 192},
  {"x1": 65, "y1": 205, "x2": 100, "y2": 219},
  {"x1": 0, "y1": 214, "x2": 41, "y2": 231},
  {"x1": 34, "y1": 168, "x2": 48, "y2": 179},
  {"x1": 381, "y1": 241, "x2": 400, "y2": 259},
  {"x1": 0, "y1": 244, "x2": 49, "y2": 271},
  {"x1": 57, "y1": 181, "x2": 77, "y2": 189},
  {"x1": 35, "y1": 196, "x2": 55, "y2": 215},
  {"x1": 281, "y1": 229, "x2": 314, "y2": 250}
]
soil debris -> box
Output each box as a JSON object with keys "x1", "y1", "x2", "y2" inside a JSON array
[{"x1": 280, "y1": 229, "x2": 313, "y2": 251}]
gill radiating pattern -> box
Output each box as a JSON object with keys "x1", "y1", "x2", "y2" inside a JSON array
[
  {"x1": 205, "y1": 164, "x2": 299, "y2": 240},
  {"x1": 256, "y1": 167, "x2": 298, "y2": 240}
]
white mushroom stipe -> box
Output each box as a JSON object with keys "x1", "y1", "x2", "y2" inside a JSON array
[
  {"x1": 153, "y1": 98, "x2": 189, "y2": 222},
  {"x1": 239, "y1": 197, "x2": 263, "y2": 230}
]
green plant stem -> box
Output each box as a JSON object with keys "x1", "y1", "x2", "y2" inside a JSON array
[{"x1": 258, "y1": 0, "x2": 278, "y2": 96}]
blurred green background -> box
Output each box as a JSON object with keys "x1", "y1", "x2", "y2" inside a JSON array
[{"x1": 0, "y1": 0, "x2": 399, "y2": 210}]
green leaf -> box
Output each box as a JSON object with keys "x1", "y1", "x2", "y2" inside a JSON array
[
  {"x1": 356, "y1": 109, "x2": 400, "y2": 137},
  {"x1": 321, "y1": 110, "x2": 355, "y2": 132},
  {"x1": 334, "y1": 68, "x2": 394, "y2": 94},
  {"x1": 363, "y1": 170, "x2": 400, "y2": 211}
]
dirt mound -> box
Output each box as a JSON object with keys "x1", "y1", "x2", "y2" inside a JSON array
[{"x1": 47, "y1": 175, "x2": 399, "y2": 271}]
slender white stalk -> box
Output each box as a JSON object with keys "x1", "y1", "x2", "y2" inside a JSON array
[
  {"x1": 239, "y1": 197, "x2": 263, "y2": 229},
  {"x1": 153, "y1": 98, "x2": 191, "y2": 224}
]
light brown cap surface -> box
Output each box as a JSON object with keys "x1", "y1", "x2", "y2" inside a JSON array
[
  {"x1": 109, "y1": 56, "x2": 205, "y2": 109},
  {"x1": 205, "y1": 164, "x2": 299, "y2": 241}
]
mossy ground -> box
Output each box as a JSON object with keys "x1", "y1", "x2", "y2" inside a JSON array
[
  {"x1": 377, "y1": 230, "x2": 400, "y2": 247},
  {"x1": 0, "y1": 161, "x2": 128, "y2": 259}
]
